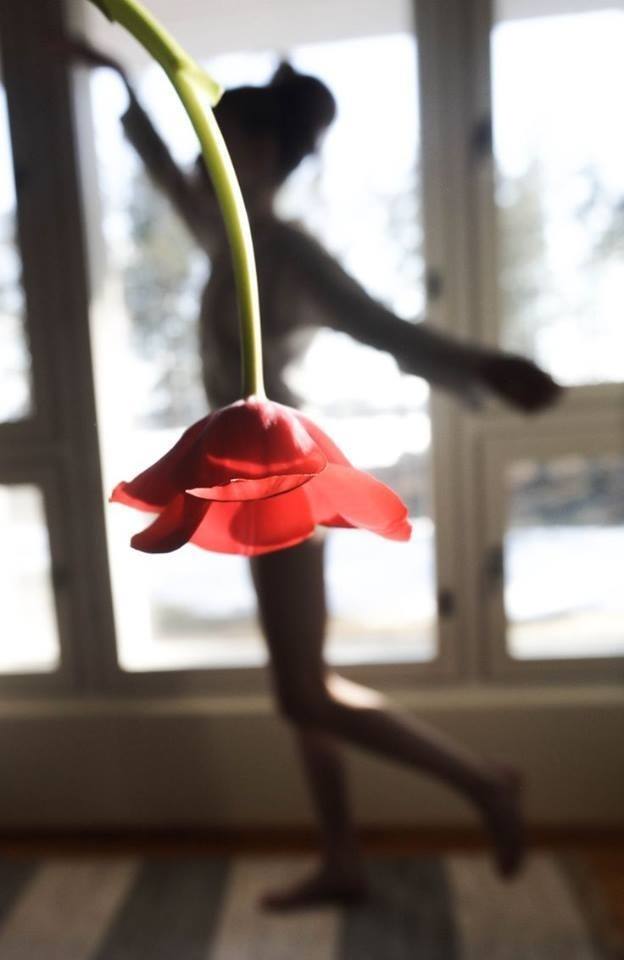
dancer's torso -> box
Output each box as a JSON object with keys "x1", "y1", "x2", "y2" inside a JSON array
[{"x1": 198, "y1": 215, "x2": 320, "y2": 410}]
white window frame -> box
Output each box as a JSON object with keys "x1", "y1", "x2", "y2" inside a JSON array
[
  {"x1": 471, "y1": 412, "x2": 624, "y2": 683},
  {"x1": 72, "y1": 0, "x2": 467, "y2": 697},
  {"x1": 1, "y1": 0, "x2": 622, "y2": 700},
  {"x1": 457, "y1": 0, "x2": 624, "y2": 682},
  {"x1": 0, "y1": 0, "x2": 115, "y2": 698}
]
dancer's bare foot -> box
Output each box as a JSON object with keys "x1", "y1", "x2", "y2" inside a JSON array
[
  {"x1": 480, "y1": 764, "x2": 525, "y2": 879},
  {"x1": 259, "y1": 862, "x2": 370, "y2": 912}
]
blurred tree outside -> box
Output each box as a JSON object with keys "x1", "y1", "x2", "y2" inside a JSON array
[
  {"x1": 498, "y1": 161, "x2": 554, "y2": 357},
  {"x1": 0, "y1": 210, "x2": 30, "y2": 421},
  {"x1": 122, "y1": 167, "x2": 207, "y2": 428},
  {"x1": 498, "y1": 159, "x2": 624, "y2": 382},
  {"x1": 580, "y1": 167, "x2": 624, "y2": 263}
]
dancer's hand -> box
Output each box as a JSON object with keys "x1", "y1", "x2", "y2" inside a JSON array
[{"x1": 476, "y1": 351, "x2": 563, "y2": 413}]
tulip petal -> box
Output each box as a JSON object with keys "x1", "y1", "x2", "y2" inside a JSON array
[
  {"x1": 112, "y1": 417, "x2": 211, "y2": 509},
  {"x1": 190, "y1": 486, "x2": 315, "y2": 556},
  {"x1": 305, "y1": 464, "x2": 411, "y2": 540},
  {"x1": 111, "y1": 481, "x2": 157, "y2": 513},
  {"x1": 130, "y1": 493, "x2": 209, "y2": 553},
  {"x1": 294, "y1": 412, "x2": 351, "y2": 466},
  {"x1": 187, "y1": 473, "x2": 313, "y2": 502},
  {"x1": 191, "y1": 400, "x2": 326, "y2": 489}
]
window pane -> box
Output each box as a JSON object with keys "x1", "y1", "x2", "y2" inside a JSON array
[
  {"x1": 0, "y1": 484, "x2": 60, "y2": 674},
  {"x1": 492, "y1": 2, "x2": 624, "y2": 384},
  {"x1": 90, "y1": 21, "x2": 432, "y2": 671},
  {"x1": 0, "y1": 80, "x2": 32, "y2": 422},
  {"x1": 90, "y1": 59, "x2": 258, "y2": 672},
  {"x1": 504, "y1": 454, "x2": 624, "y2": 660},
  {"x1": 285, "y1": 34, "x2": 433, "y2": 664}
]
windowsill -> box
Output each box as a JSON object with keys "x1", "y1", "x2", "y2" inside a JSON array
[{"x1": 1, "y1": 682, "x2": 622, "y2": 720}]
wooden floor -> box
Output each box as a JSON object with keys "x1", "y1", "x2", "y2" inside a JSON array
[
  {"x1": 582, "y1": 848, "x2": 624, "y2": 940},
  {"x1": 1, "y1": 827, "x2": 623, "y2": 938}
]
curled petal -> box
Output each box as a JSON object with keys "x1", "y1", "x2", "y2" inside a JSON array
[
  {"x1": 305, "y1": 464, "x2": 411, "y2": 540},
  {"x1": 373, "y1": 516, "x2": 412, "y2": 541},
  {"x1": 187, "y1": 473, "x2": 313, "y2": 502},
  {"x1": 112, "y1": 417, "x2": 211, "y2": 510},
  {"x1": 190, "y1": 486, "x2": 315, "y2": 556},
  {"x1": 130, "y1": 493, "x2": 209, "y2": 553},
  {"x1": 111, "y1": 481, "x2": 157, "y2": 513}
]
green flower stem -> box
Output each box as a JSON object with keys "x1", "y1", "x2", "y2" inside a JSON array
[
  {"x1": 174, "y1": 72, "x2": 265, "y2": 399},
  {"x1": 88, "y1": 0, "x2": 265, "y2": 398}
]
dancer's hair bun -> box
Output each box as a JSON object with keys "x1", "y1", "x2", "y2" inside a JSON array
[{"x1": 215, "y1": 62, "x2": 336, "y2": 181}]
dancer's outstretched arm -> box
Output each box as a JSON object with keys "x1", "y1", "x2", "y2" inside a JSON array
[
  {"x1": 277, "y1": 223, "x2": 562, "y2": 412},
  {"x1": 66, "y1": 38, "x2": 215, "y2": 246},
  {"x1": 121, "y1": 95, "x2": 208, "y2": 241}
]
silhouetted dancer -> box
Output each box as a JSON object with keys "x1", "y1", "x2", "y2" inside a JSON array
[{"x1": 72, "y1": 42, "x2": 561, "y2": 910}]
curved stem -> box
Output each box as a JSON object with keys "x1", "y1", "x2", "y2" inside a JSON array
[
  {"x1": 174, "y1": 73, "x2": 264, "y2": 398},
  {"x1": 88, "y1": 0, "x2": 265, "y2": 398}
]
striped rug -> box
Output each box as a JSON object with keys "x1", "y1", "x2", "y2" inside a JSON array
[{"x1": 0, "y1": 853, "x2": 618, "y2": 959}]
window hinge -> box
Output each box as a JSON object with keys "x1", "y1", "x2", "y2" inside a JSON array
[
  {"x1": 51, "y1": 564, "x2": 71, "y2": 593},
  {"x1": 484, "y1": 544, "x2": 504, "y2": 586},
  {"x1": 472, "y1": 115, "x2": 493, "y2": 159},
  {"x1": 437, "y1": 588, "x2": 456, "y2": 619},
  {"x1": 425, "y1": 268, "x2": 444, "y2": 303}
]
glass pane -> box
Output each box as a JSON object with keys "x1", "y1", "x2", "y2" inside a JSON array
[
  {"x1": 0, "y1": 79, "x2": 32, "y2": 422},
  {"x1": 285, "y1": 34, "x2": 433, "y2": 664},
  {"x1": 90, "y1": 62, "x2": 257, "y2": 673},
  {"x1": 89, "y1": 16, "x2": 432, "y2": 671},
  {"x1": 0, "y1": 484, "x2": 60, "y2": 674},
  {"x1": 504, "y1": 454, "x2": 624, "y2": 660},
  {"x1": 492, "y1": 2, "x2": 624, "y2": 385}
]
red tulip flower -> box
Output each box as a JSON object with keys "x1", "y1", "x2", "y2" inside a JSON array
[{"x1": 111, "y1": 398, "x2": 411, "y2": 556}]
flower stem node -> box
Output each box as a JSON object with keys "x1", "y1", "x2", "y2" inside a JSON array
[{"x1": 90, "y1": 0, "x2": 114, "y2": 20}]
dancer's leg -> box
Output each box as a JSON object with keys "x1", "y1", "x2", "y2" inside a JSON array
[
  {"x1": 251, "y1": 537, "x2": 368, "y2": 910},
  {"x1": 252, "y1": 539, "x2": 524, "y2": 881},
  {"x1": 295, "y1": 728, "x2": 362, "y2": 873}
]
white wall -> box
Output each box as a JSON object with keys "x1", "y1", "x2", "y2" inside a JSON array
[{"x1": 3, "y1": 686, "x2": 622, "y2": 829}]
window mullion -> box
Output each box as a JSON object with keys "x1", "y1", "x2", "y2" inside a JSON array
[
  {"x1": 456, "y1": 0, "x2": 498, "y2": 684},
  {"x1": 416, "y1": 0, "x2": 495, "y2": 682}
]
